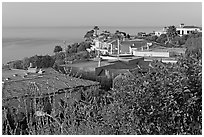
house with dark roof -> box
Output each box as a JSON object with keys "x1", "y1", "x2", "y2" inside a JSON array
[
  {"x1": 95, "y1": 56, "x2": 149, "y2": 77},
  {"x1": 176, "y1": 23, "x2": 202, "y2": 36},
  {"x1": 2, "y1": 68, "x2": 99, "y2": 115}
]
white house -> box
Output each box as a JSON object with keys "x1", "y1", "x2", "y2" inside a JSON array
[
  {"x1": 176, "y1": 23, "x2": 202, "y2": 36},
  {"x1": 132, "y1": 50, "x2": 170, "y2": 58},
  {"x1": 92, "y1": 39, "x2": 112, "y2": 55},
  {"x1": 27, "y1": 63, "x2": 38, "y2": 73}
]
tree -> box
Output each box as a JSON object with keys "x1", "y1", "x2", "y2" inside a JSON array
[
  {"x1": 126, "y1": 34, "x2": 131, "y2": 39},
  {"x1": 28, "y1": 55, "x2": 39, "y2": 67},
  {"x1": 8, "y1": 60, "x2": 23, "y2": 69},
  {"x1": 113, "y1": 30, "x2": 123, "y2": 40},
  {"x1": 185, "y1": 37, "x2": 202, "y2": 53},
  {"x1": 69, "y1": 43, "x2": 78, "y2": 53},
  {"x1": 84, "y1": 42, "x2": 92, "y2": 49},
  {"x1": 22, "y1": 55, "x2": 55, "y2": 69},
  {"x1": 178, "y1": 35, "x2": 189, "y2": 46},
  {"x1": 40, "y1": 55, "x2": 55, "y2": 68},
  {"x1": 156, "y1": 34, "x2": 167, "y2": 44},
  {"x1": 54, "y1": 45, "x2": 63, "y2": 53},
  {"x1": 145, "y1": 35, "x2": 158, "y2": 42},
  {"x1": 53, "y1": 52, "x2": 65, "y2": 71},
  {"x1": 22, "y1": 57, "x2": 30, "y2": 69},
  {"x1": 75, "y1": 51, "x2": 90, "y2": 60},
  {"x1": 77, "y1": 42, "x2": 89, "y2": 52},
  {"x1": 84, "y1": 30, "x2": 95, "y2": 41},
  {"x1": 166, "y1": 26, "x2": 177, "y2": 41}
]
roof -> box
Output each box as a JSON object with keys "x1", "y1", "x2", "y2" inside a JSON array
[
  {"x1": 149, "y1": 44, "x2": 186, "y2": 53},
  {"x1": 177, "y1": 26, "x2": 201, "y2": 29},
  {"x1": 62, "y1": 60, "x2": 111, "y2": 68},
  {"x1": 183, "y1": 26, "x2": 200, "y2": 29},
  {"x1": 105, "y1": 39, "x2": 117, "y2": 44},
  {"x1": 2, "y1": 68, "x2": 99, "y2": 99},
  {"x1": 95, "y1": 57, "x2": 146, "y2": 76}
]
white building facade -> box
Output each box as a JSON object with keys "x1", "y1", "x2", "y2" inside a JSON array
[
  {"x1": 176, "y1": 24, "x2": 202, "y2": 36},
  {"x1": 132, "y1": 50, "x2": 170, "y2": 57}
]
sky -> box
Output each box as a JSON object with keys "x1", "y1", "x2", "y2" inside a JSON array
[{"x1": 2, "y1": 2, "x2": 202, "y2": 27}]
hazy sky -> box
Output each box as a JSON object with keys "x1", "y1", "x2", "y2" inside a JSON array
[{"x1": 2, "y1": 2, "x2": 202, "y2": 27}]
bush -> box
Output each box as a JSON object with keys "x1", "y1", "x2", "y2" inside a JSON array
[
  {"x1": 110, "y1": 52, "x2": 201, "y2": 134},
  {"x1": 8, "y1": 60, "x2": 23, "y2": 69},
  {"x1": 54, "y1": 46, "x2": 63, "y2": 53}
]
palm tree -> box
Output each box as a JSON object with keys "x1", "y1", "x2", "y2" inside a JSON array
[
  {"x1": 93, "y1": 26, "x2": 99, "y2": 36},
  {"x1": 113, "y1": 30, "x2": 123, "y2": 59},
  {"x1": 166, "y1": 26, "x2": 177, "y2": 42}
]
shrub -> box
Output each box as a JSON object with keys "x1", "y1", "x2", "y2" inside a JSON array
[{"x1": 110, "y1": 52, "x2": 201, "y2": 134}]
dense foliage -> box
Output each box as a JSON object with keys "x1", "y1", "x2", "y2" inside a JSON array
[
  {"x1": 54, "y1": 45, "x2": 63, "y2": 53},
  {"x1": 66, "y1": 42, "x2": 91, "y2": 54},
  {"x1": 7, "y1": 55, "x2": 55, "y2": 69}
]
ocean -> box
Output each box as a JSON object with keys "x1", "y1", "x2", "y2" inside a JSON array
[{"x1": 2, "y1": 26, "x2": 162, "y2": 64}]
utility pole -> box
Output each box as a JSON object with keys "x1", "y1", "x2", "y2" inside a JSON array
[{"x1": 117, "y1": 39, "x2": 120, "y2": 60}]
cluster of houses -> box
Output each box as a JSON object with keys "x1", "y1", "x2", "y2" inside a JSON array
[
  {"x1": 87, "y1": 23, "x2": 201, "y2": 61},
  {"x1": 155, "y1": 23, "x2": 202, "y2": 37},
  {"x1": 63, "y1": 23, "x2": 200, "y2": 81}
]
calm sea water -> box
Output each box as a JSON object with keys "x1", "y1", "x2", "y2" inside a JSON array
[{"x1": 2, "y1": 26, "x2": 162, "y2": 64}]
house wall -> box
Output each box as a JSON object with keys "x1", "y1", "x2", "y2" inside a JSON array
[
  {"x1": 133, "y1": 51, "x2": 170, "y2": 57},
  {"x1": 176, "y1": 28, "x2": 201, "y2": 36},
  {"x1": 27, "y1": 68, "x2": 38, "y2": 73},
  {"x1": 2, "y1": 87, "x2": 84, "y2": 116},
  {"x1": 155, "y1": 31, "x2": 167, "y2": 36}
]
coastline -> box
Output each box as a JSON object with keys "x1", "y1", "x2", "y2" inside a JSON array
[{"x1": 2, "y1": 26, "x2": 162, "y2": 64}]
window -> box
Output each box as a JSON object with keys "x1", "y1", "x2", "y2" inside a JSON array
[{"x1": 187, "y1": 31, "x2": 190, "y2": 34}]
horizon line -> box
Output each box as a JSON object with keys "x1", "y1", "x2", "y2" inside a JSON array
[
  {"x1": 3, "y1": 24, "x2": 202, "y2": 28},
  {"x1": 2, "y1": 25, "x2": 168, "y2": 28}
]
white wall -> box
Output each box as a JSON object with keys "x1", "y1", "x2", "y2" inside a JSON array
[
  {"x1": 133, "y1": 51, "x2": 170, "y2": 57},
  {"x1": 155, "y1": 31, "x2": 167, "y2": 36},
  {"x1": 95, "y1": 41, "x2": 100, "y2": 49},
  {"x1": 176, "y1": 28, "x2": 202, "y2": 36}
]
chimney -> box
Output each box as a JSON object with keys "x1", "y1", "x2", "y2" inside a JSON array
[{"x1": 29, "y1": 63, "x2": 33, "y2": 68}]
